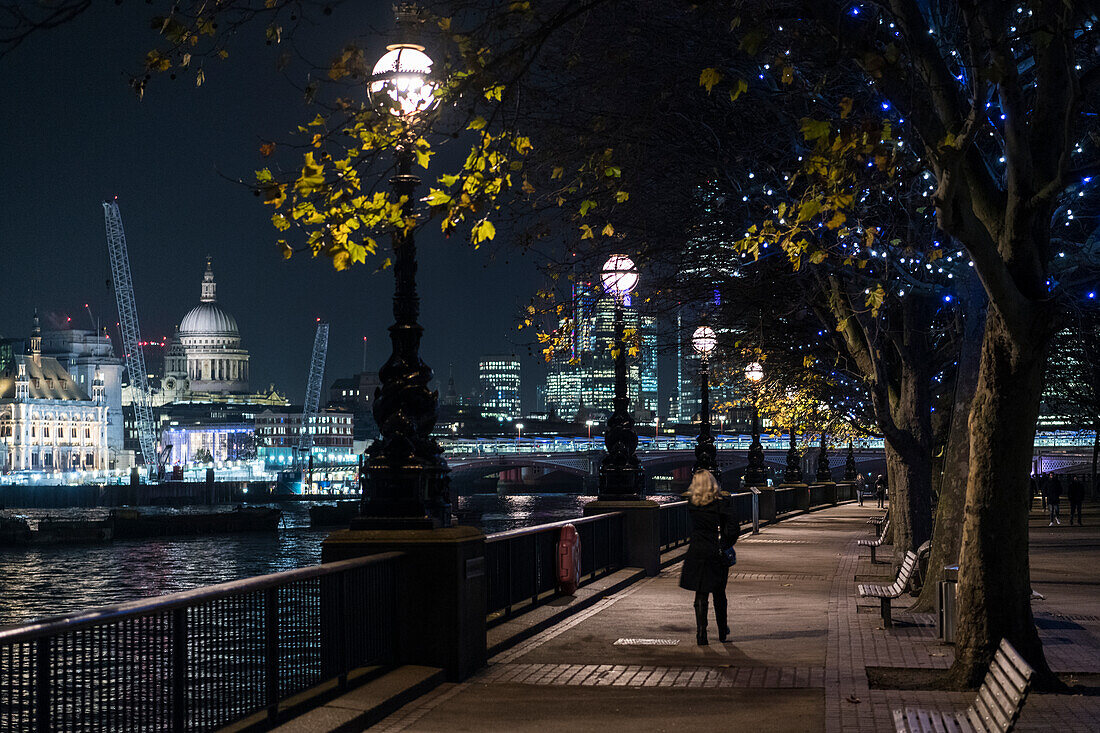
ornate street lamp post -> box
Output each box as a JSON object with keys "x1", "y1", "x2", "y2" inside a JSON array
[
  {"x1": 597, "y1": 255, "x2": 644, "y2": 499},
  {"x1": 744, "y1": 361, "x2": 766, "y2": 486},
  {"x1": 784, "y1": 426, "x2": 803, "y2": 484},
  {"x1": 816, "y1": 432, "x2": 832, "y2": 482},
  {"x1": 844, "y1": 440, "x2": 858, "y2": 480},
  {"x1": 356, "y1": 29, "x2": 449, "y2": 529},
  {"x1": 692, "y1": 326, "x2": 718, "y2": 476}
]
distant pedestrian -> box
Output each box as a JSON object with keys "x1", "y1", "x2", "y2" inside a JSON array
[
  {"x1": 1029, "y1": 474, "x2": 1039, "y2": 511},
  {"x1": 1045, "y1": 474, "x2": 1063, "y2": 526},
  {"x1": 856, "y1": 473, "x2": 866, "y2": 506},
  {"x1": 1038, "y1": 473, "x2": 1050, "y2": 510},
  {"x1": 875, "y1": 475, "x2": 886, "y2": 509},
  {"x1": 1067, "y1": 476, "x2": 1085, "y2": 526},
  {"x1": 680, "y1": 470, "x2": 738, "y2": 646}
]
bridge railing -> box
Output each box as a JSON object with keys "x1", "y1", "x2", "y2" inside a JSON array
[
  {"x1": 484, "y1": 512, "x2": 625, "y2": 626},
  {"x1": 0, "y1": 553, "x2": 401, "y2": 732}
]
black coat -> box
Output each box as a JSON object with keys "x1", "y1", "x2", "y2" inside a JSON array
[
  {"x1": 1067, "y1": 480, "x2": 1085, "y2": 503},
  {"x1": 679, "y1": 497, "x2": 739, "y2": 593}
]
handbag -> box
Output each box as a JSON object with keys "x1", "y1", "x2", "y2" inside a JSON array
[{"x1": 722, "y1": 546, "x2": 737, "y2": 566}]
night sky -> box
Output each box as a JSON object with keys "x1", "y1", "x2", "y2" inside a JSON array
[{"x1": 0, "y1": 4, "x2": 546, "y2": 405}]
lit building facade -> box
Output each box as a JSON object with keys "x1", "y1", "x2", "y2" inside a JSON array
[
  {"x1": 41, "y1": 329, "x2": 124, "y2": 455},
  {"x1": 478, "y1": 355, "x2": 522, "y2": 421},
  {"x1": 0, "y1": 321, "x2": 109, "y2": 472},
  {"x1": 255, "y1": 408, "x2": 355, "y2": 467}
]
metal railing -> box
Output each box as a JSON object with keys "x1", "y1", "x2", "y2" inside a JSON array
[
  {"x1": 0, "y1": 554, "x2": 401, "y2": 732},
  {"x1": 484, "y1": 512, "x2": 624, "y2": 624},
  {"x1": 659, "y1": 501, "x2": 690, "y2": 551},
  {"x1": 774, "y1": 487, "x2": 799, "y2": 516}
]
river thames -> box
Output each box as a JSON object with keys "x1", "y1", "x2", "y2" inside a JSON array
[{"x1": 0, "y1": 493, "x2": 673, "y2": 627}]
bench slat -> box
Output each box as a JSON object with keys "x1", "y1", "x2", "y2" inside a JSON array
[
  {"x1": 964, "y1": 706, "x2": 991, "y2": 733},
  {"x1": 893, "y1": 707, "x2": 908, "y2": 733},
  {"x1": 987, "y1": 661, "x2": 1024, "y2": 710},
  {"x1": 990, "y1": 655, "x2": 1027, "y2": 698},
  {"x1": 924, "y1": 708, "x2": 950, "y2": 733},
  {"x1": 977, "y1": 683, "x2": 1012, "y2": 731},
  {"x1": 904, "y1": 707, "x2": 925, "y2": 732},
  {"x1": 971, "y1": 693, "x2": 1005, "y2": 733},
  {"x1": 953, "y1": 711, "x2": 977, "y2": 733},
  {"x1": 997, "y1": 639, "x2": 1034, "y2": 683}
]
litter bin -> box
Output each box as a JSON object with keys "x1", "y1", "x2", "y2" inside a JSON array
[{"x1": 936, "y1": 564, "x2": 958, "y2": 642}]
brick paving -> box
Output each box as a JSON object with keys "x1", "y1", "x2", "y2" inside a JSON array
[{"x1": 371, "y1": 502, "x2": 1100, "y2": 732}]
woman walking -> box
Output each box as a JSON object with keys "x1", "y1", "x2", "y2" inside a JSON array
[{"x1": 679, "y1": 470, "x2": 738, "y2": 645}]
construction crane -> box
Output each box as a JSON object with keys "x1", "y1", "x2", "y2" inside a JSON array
[
  {"x1": 277, "y1": 321, "x2": 329, "y2": 493},
  {"x1": 103, "y1": 200, "x2": 157, "y2": 472}
]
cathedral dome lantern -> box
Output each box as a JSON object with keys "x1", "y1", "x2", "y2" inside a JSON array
[{"x1": 179, "y1": 259, "x2": 240, "y2": 338}]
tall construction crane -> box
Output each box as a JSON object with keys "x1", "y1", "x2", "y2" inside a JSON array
[
  {"x1": 103, "y1": 200, "x2": 157, "y2": 471},
  {"x1": 277, "y1": 321, "x2": 329, "y2": 493}
]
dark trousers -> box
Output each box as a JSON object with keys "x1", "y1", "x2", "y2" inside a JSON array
[
  {"x1": 694, "y1": 589, "x2": 728, "y2": 635},
  {"x1": 1070, "y1": 499, "x2": 1083, "y2": 524},
  {"x1": 1048, "y1": 501, "x2": 1061, "y2": 522}
]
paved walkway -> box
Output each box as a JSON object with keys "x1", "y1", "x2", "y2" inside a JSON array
[{"x1": 370, "y1": 502, "x2": 1100, "y2": 732}]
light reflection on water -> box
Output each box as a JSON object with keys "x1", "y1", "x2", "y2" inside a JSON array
[{"x1": 0, "y1": 493, "x2": 678, "y2": 627}]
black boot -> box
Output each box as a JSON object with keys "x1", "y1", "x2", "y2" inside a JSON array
[
  {"x1": 694, "y1": 595, "x2": 709, "y2": 645},
  {"x1": 714, "y1": 592, "x2": 730, "y2": 642}
]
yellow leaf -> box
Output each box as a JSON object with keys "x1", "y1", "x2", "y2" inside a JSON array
[
  {"x1": 781, "y1": 66, "x2": 794, "y2": 84},
  {"x1": 699, "y1": 67, "x2": 724, "y2": 93},
  {"x1": 826, "y1": 212, "x2": 847, "y2": 229},
  {"x1": 424, "y1": 189, "x2": 452, "y2": 206},
  {"x1": 278, "y1": 241, "x2": 292, "y2": 259},
  {"x1": 513, "y1": 136, "x2": 533, "y2": 155},
  {"x1": 729, "y1": 79, "x2": 749, "y2": 102},
  {"x1": 579, "y1": 224, "x2": 594, "y2": 239},
  {"x1": 601, "y1": 223, "x2": 615, "y2": 237},
  {"x1": 800, "y1": 118, "x2": 831, "y2": 141},
  {"x1": 839, "y1": 97, "x2": 853, "y2": 119},
  {"x1": 615, "y1": 191, "x2": 629, "y2": 203},
  {"x1": 551, "y1": 166, "x2": 564, "y2": 180},
  {"x1": 472, "y1": 219, "x2": 496, "y2": 243},
  {"x1": 271, "y1": 213, "x2": 291, "y2": 231},
  {"x1": 467, "y1": 116, "x2": 488, "y2": 131}
]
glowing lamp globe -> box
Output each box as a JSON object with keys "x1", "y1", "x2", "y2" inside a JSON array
[
  {"x1": 692, "y1": 326, "x2": 717, "y2": 356},
  {"x1": 745, "y1": 362, "x2": 765, "y2": 383},
  {"x1": 369, "y1": 43, "x2": 438, "y2": 117},
  {"x1": 601, "y1": 254, "x2": 639, "y2": 296}
]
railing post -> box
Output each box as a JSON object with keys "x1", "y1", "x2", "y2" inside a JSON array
[
  {"x1": 171, "y1": 608, "x2": 187, "y2": 733},
  {"x1": 34, "y1": 637, "x2": 49, "y2": 733},
  {"x1": 265, "y1": 587, "x2": 279, "y2": 725},
  {"x1": 750, "y1": 488, "x2": 760, "y2": 535}
]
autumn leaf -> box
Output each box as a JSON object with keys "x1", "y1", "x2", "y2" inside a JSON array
[
  {"x1": 601, "y1": 223, "x2": 615, "y2": 237},
  {"x1": 729, "y1": 78, "x2": 749, "y2": 102},
  {"x1": 866, "y1": 284, "x2": 886, "y2": 315},
  {"x1": 472, "y1": 218, "x2": 496, "y2": 244},
  {"x1": 801, "y1": 118, "x2": 831, "y2": 141},
  {"x1": 839, "y1": 97, "x2": 853, "y2": 119},
  {"x1": 260, "y1": 142, "x2": 275, "y2": 157},
  {"x1": 580, "y1": 224, "x2": 594, "y2": 239},
  {"x1": 467, "y1": 116, "x2": 488, "y2": 131},
  {"x1": 699, "y1": 67, "x2": 724, "y2": 93},
  {"x1": 615, "y1": 191, "x2": 630, "y2": 203}
]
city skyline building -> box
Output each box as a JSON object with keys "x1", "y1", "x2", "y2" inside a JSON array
[
  {"x1": 544, "y1": 280, "x2": 658, "y2": 422},
  {"x1": 478, "y1": 355, "x2": 522, "y2": 421}
]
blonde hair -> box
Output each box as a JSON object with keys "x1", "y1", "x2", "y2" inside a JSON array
[{"x1": 686, "y1": 470, "x2": 721, "y2": 506}]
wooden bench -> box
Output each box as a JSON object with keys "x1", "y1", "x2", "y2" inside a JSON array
[
  {"x1": 858, "y1": 518, "x2": 891, "y2": 563},
  {"x1": 857, "y1": 549, "x2": 916, "y2": 627},
  {"x1": 893, "y1": 638, "x2": 1034, "y2": 732},
  {"x1": 867, "y1": 511, "x2": 888, "y2": 527}
]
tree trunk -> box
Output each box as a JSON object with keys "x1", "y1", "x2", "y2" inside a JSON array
[
  {"x1": 914, "y1": 278, "x2": 985, "y2": 612},
  {"x1": 949, "y1": 307, "x2": 1055, "y2": 688}
]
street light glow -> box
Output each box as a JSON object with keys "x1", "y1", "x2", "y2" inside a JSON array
[
  {"x1": 692, "y1": 326, "x2": 717, "y2": 356},
  {"x1": 369, "y1": 44, "x2": 438, "y2": 117},
  {"x1": 745, "y1": 362, "x2": 765, "y2": 383},
  {"x1": 601, "y1": 254, "x2": 639, "y2": 296}
]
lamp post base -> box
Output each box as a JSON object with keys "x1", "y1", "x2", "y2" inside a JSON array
[
  {"x1": 597, "y1": 464, "x2": 645, "y2": 500},
  {"x1": 356, "y1": 463, "x2": 450, "y2": 530}
]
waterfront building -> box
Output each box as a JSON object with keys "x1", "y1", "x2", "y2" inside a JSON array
[
  {"x1": 255, "y1": 408, "x2": 355, "y2": 468},
  {"x1": 159, "y1": 402, "x2": 265, "y2": 467},
  {"x1": 326, "y1": 371, "x2": 381, "y2": 440},
  {"x1": 478, "y1": 355, "x2": 522, "y2": 421},
  {"x1": 41, "y1": 328, "x2": 124, "y2": 456},
  {"x1": 0, "y1": 318, "x2": 109, "y2": 472}
]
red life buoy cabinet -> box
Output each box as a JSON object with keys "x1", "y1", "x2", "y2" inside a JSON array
[{"x1": 558, "y1": 523, "x2": 581, "y2": 595}]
